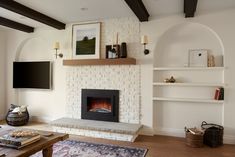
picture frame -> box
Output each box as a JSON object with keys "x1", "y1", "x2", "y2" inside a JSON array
[
  {"x1": 188, "y1": 49, "x2": 208, "y2": 67},
  {"x1": 72, "y1": 22, "x2": 100, "y2": 59}
]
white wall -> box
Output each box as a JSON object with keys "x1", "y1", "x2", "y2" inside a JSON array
[
  {"x1": 5, "y1": 28, "x2": 69, "y2": 122},
  {"x1": 3, "y1": 9, "x2": 235, "y2": 143},
  {"x1": 0, "y1": 30, "x2": 6, "y2": 120},
  {"x1": 141, "y1": 9, "x2": 235, "y2": 143},
  {"x1": 5, "y1": 17, "x2": 152, "y2": 126}
]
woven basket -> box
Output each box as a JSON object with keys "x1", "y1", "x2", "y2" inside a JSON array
[
  {"x1": 201, "y1": 121, "x2": 224, "y2": 147},
  {"x1": 6, "y1": 104, "x2": 29, "y2": 126},
  {"x1": 185, "y1": 131, "x2": 204, "y2": 148}
]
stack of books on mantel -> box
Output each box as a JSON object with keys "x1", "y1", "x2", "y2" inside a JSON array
[{"x1": 0, "y1": 130, "x2": 41, "y2": 149}]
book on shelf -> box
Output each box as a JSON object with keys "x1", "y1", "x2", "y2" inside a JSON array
[
  {"x1": 214, "y1": 87, "x2": 224, "y2": 100},
  {"x1": 219, "y1": 87, "x2": 224, "y2": 100},
  {"x1": 0, "y1": 130, "x2": 41, "y2": 149}
]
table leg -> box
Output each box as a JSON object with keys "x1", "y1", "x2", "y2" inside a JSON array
[{"x1": 42, "y1": 145, "x2": 53, "y2": 157}]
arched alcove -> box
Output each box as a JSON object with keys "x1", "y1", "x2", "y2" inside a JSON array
[
  {"x1": 14, "y1": 37, "x2": 54, "y2": 118},
  {"x1": 152, "y1": 22, "x2": 225, "y2": 132},
  {"x1": 15, "y1": 37, "x2": 52, "y2": 61},
  {"x1": 154, "y1": 22, "x2": 224, "y2": 67}
]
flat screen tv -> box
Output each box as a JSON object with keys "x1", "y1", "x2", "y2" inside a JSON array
[{"x1": 13, "y1": 61, "x2": 52, "y2": 89}]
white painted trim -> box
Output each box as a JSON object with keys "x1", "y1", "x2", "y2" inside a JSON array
[
  {"x1": 154, "y1": 127, "x2": 185, "y2": 138},
  {"x1": 139, "y1": 126, "x2": 155, "y2": 136},
  {"x1": 153, "y1": 67, "x2": 225, "y2": 71},
  {"x1": 154, "y1": 127, "x2": 235, "y2": 144},
  {"x1": 153, "y1": 82, "x2": 226, "y2": 87},
  {"x1": 29, "y1": 116, "x2": 53, "y2": 123},
  {"x1": 223, "y1": 135, "x2": 235, "y2": 144},
  {"x1": 153, "y1": 97, "x2": 224, "y2": 104}
]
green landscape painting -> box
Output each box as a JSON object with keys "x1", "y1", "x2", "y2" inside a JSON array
[{"x1": 76, "y1": 36, "x2": 96, "y2": 55}]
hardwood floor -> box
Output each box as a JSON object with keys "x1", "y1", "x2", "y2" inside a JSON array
[
  {"x1": 1, "y1": 121, "x2": 235, "y2": 157},
  {"x1": 72, "y1": 135, "x2": 235, "y2": 157}
]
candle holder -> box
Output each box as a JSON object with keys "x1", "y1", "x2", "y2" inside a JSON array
[
  {"x1": 141, "y1": 35, "x2": 150, "y2": 55},
  {"x1": 53, "y1": 42, "x2": 63, "y2": 59}
]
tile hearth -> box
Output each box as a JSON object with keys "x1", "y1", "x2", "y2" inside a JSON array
[{"x1": 50, "y1": 118, "x2": 143, "y2": 142}]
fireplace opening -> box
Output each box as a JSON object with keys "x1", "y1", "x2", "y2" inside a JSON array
[
  {"x1": 87, "y1": 97, "x2": 112, "y2": 113},
  {"x1": 82, "y1": 89, "x2": 119, "y2": 122}
]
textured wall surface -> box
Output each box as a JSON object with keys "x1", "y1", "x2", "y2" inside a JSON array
[
  {"x1": 66, "y1": 17, "x2": 141, "y2": 124},
  {"x1": 101, "y1": 17, "x2": 141, "y2": 59},
  {"x1": 53, "y1": 126, "x2": 136, "y2": 142},
  {"x1": 66, "y1": 65, "x2": 140, "y2": 123}
]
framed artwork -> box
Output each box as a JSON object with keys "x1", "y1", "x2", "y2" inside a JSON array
[
  {"x1": 188, "y1": 49, "x2": 208, "y2": 67},
  {"x1": 72, "y1": 22, "x2": 100, "y2": 59}
]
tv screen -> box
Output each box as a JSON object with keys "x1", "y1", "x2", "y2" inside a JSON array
[{"x1": 13, "y1": 61, "x2": 52, "y2": 89}]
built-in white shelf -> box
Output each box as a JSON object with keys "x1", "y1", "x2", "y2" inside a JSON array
[
  {"x1": 153, "y1": 67, "x2": 225, "y2": 71},
  {"x1": 153, "y1": 82, "x2": 226, "y2": 87},
  {"x1": 153, "y1": 97, "x2": 224, "y2": 104}
]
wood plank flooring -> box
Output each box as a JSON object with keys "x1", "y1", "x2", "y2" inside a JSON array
[
  {"x1": 0, "y1": 121, "x2": 235, "y2": 157},
  {"x1": 71, "y1": 134, "x2": 235, "y2": 157}
]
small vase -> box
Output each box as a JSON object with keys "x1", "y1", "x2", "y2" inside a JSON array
[{"x1": 169, "y1": 76, "x2": 176, "y2": 83}]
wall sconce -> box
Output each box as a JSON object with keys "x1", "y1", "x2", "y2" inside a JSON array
[
  {"x1": 141, "y1": 35, "x2": 150, "y2": 55},
  {"x1": 53, "y1": 42, "x2": 63, "y2": 59}
]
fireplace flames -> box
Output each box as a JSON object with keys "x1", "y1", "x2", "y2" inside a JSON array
[{"x1": 88, "y1": 99, "x2": 112, "y2": 113}]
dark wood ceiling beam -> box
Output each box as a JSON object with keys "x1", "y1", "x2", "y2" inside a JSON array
[
  {"x1": 184, "y1": 0, "x2": 198, "y2": 18},
  {"x1": 0, "y1": 0, "x2": 65, "y2": 29},
  {"x1": 0, "y1": 16, "x2": 34, "y2": 33},
  {"x1": 124, "y1": 0, "x2": 150, "y2": 22}
]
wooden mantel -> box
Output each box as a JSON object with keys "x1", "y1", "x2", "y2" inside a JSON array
[{"x1": 63, "y1": 58, "x2": 136, "y2": 66}]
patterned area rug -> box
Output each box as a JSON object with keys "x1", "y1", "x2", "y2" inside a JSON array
[{"x1": 32, "y1": 140, "x2": 147, "y2": 157}]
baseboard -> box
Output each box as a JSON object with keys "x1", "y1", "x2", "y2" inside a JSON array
[
  {"x1": 154, "y1": 127, "x2": 235, "y2": 144},
  {"x1": 223, "y1": 135, "x2": 235, "y2": 144},
  {"x1": 154, "y1": 127, "x2": 185, "y2": 138},
  {"x1": 139, "y1": 126, "x2": 155, "y2": 136},
  {"x1": 29, "y1": 116, "x2": 53, "y2": 123}
]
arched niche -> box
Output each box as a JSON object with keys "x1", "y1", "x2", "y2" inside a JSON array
[
  {"x1": 154, "y1": 22, "x2": 224, "y2": 67},
  {"x1": 15, "y1": 37, "x2": 52, "y2": 61},
  {"x1": 14, "y1": 37, "x2": 53, "y2": 111},
  {"x1": 152, "y1": 22, "x2": 225, "y2": 129}
]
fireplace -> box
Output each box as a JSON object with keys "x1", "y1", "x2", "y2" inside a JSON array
[{"x1": 81, "y1": 89, "x2": 119, "y2": 122}]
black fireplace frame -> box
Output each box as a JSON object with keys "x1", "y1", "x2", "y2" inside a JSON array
[{"x1": 81, "y1": 89, "x2": 119, "y2": 122}]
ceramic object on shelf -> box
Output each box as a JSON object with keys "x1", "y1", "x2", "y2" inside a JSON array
[
  {"x1": 164, "y1": 78, "x2": 170, "y2": 83},
  {"x1": 164, "y1": 76, "x2": 176, "y2": 83},
  {"x1": 169, "y1": 76, "x2": 176, "y2": 83}
]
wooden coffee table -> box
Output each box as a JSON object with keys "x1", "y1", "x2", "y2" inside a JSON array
[{"x1": 0, "y1": 129, "x2": 69, "y2": 157}]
